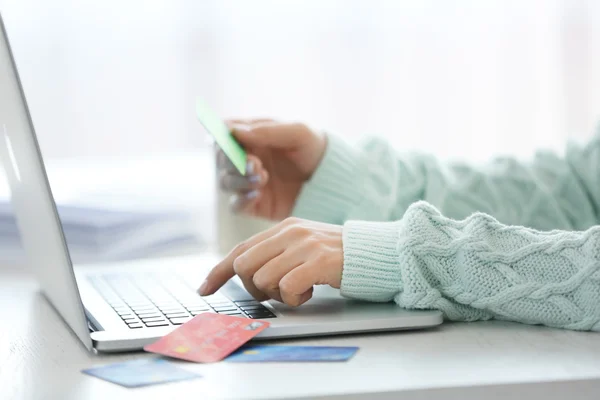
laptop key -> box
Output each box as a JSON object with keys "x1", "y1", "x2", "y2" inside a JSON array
[
  {"x1": 135, "y1": 308, "x2": 159, "y2": 314},
  {"x1": 248, "y1": 314, "x2": 276, "y2": 319},
  {"x1": 133, "y1": 308, "x2": 159, "y2": 314},
  {"x1": 145, "y1": 321, "x2": 170, "y2": 327},
  {"x1": 136, "y1": 312, "x2": 162, "y2": 318},
  {"x1": 169, "y1": 317, "x2": 192, "y2": 325},
  {"x1": 154, "y1": 301, "x2": 181, "y2": 307},
  {"x1": 219, "y1": 311, "x2": 245, "y2": 317},
  {"x1": 181, "y1": 305, "x2": 208, "y2": 311},
  {"x1": 165, "y1": 312, "x2": 189, "y2": 318},
  {"x1": 206, "y1": 302, "x2": 233, "y2": 308},
  {"x1": 156, "y1": 302, "x2": 184, "y2": 307},
  {"x1": 141, "y1": 316, "x2": 166, "y2": 323},
  {"x1": 159, "y1": 310, "x2": 186, "y2": 316},
  {"x1": 159, "y1": 306, "x2": 186, "y2": 312},
  {"x1": 212, "y1": 306, "x2": 238, "y2": 312},
  {"x1": 205, "y1": 297, "x2": 229, "y2": 302},
  {"x1": 234, "y1": 300, "x2": 260, "y2": 306},
  {"x1": 239, "y1": 305, "x2": 266, "y2": 311},
  {"x1": 179, "y1": 300, "x2": 208, "y2": 305},
  {"x1": 186, "y1": 309, "x2": 210, "y2": 315},
  {"x1": 136, "y1": 309, "x2": 160, "y2": 314},
  {"x1": 115, "y1": 310, "x2": 134, "y2": 316},
  {"x1": 190, "y1": 310, "x2": 215, "y2": 316},
  {"x1": 154, "y1": 300, "x2": 182, "y2": 306},
  {"x1": 126, "y1": 302, "x2": 152, "y2": 308},
  {"x1": 185, "y1": 306, "x2": 211, "y2": 312},
  {"x1": 246, "y1": 310, "x2": 276, "y2": 319},
  {"x1": 131, "y1": 305, "x2": 157, "y2": 311},
  {"x1": 127, "y1": 322, "x2": 144, "y2": 329}
]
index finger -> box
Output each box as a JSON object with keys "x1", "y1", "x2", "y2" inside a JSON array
[{"x1": 197, "y1": 224, "x2": 281, "y2": 295}]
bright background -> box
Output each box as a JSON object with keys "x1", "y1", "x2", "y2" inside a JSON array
[{"x1": 1, "y1": 0, "x2": 599, "y2": 164}]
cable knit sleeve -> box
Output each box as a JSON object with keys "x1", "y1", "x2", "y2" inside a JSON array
[
  {"x1": 293, "y1": 128, "x2": 600, "y2": 231},
  {"x1": 343, "y1": 202, "x2": 600, "y2": 331},
  {"x1": 292, "y1": 127, "x2": 600, "y2": 330}
]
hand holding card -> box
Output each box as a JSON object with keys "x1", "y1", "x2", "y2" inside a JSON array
[{"x1": 197, "y1": 98, "x2": 247, "y2": 175}]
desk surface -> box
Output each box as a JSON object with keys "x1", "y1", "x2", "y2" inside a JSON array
[{"x1": 2, "y1": 264, "x2": 600, "y2": 400}]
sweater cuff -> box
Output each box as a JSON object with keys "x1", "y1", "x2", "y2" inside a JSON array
[
  {"x1": 340, "y1": 220, "x2": 402, "y2": 302},
  {"x1": 292, "y1": 135, "x2": 364, "y2": 224}
]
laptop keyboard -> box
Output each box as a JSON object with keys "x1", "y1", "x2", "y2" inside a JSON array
[{"x1": 89, "y1": 273, "x2": 276, "y2": 329}]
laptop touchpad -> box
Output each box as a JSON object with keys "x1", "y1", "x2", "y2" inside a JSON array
[{"x1": 268, "y1": 285, "x2": 395, "y2": 317}]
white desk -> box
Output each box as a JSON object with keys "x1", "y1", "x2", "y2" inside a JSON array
[{"x1": 2, "y1": 263, "x2": 600, "y2": 400}]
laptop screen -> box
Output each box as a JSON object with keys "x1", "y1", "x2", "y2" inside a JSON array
[{"x1": 0, "y1": 13, "x2": 92, "y2": 350}]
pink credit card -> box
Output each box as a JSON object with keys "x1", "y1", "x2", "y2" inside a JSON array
[{"x1": 144, "y1": 313, "x2": 270, "y2": 363}]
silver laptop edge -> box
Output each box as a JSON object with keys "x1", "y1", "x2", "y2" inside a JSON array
[
  {"x1": 0, "y1": 12, "x2": 442, "y2": 353},
  {"x1": 0, "y1": 13, "x2": 93, "y2": 350}
]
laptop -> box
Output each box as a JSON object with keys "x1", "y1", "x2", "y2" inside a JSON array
[{"x1": 0, "y1": 13, "x2": 442, "y2": 353}]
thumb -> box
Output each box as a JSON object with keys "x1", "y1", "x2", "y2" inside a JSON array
[{"x1": 231, "y1": 122, "x2": 306, "y2": 149}]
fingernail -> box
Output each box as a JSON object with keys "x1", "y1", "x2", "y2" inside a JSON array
[
  {"x1": 246, "y1": 160, "x2": 254, "y2": 174},
  {"x1": 234, "y1": 124, "x2": 251, "y2": 132},
  {"x1": 246, "y1": 190, "x2": 259, "y2": 199},
  {"x1": 197, "y1": 280, "x2": 209, "y2": 296},
  {"x1": 249, "y1": 174, "x2": 261, "y2": 183}
]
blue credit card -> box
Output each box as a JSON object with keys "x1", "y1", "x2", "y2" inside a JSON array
[
  {"x1": 82, "y1": 358, "x2": 201, "y2": 388},
  {"x1": 225, "y1": 345, "x2": 359, "y2": 362}
]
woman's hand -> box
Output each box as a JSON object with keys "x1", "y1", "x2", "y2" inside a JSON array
[
  {"x1": 217, "y1": 119, "x2": 327, "y2": 221},
  {"x1": 198, "y1": 218, "x2": 343, "y2": 306}
]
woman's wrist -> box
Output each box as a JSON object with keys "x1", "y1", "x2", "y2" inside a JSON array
[
  {"x1": 340, "y1": 220, "x2": 402, "y2": 302},
  {"x1": 292, "y1": 134, "x2": 365, "y2": 224}
]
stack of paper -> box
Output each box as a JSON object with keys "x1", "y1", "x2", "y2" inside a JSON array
[
  {"x1": 0, "y1": 151, "x2": 214, "y2": 264},
  {"x1": 0, "y1": 201, "x2": 203, "y2": 263}
]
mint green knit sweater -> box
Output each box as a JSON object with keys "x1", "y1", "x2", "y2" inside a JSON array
[{"x1": 292, "y1": 130, "x2": 600, "y2": 331}]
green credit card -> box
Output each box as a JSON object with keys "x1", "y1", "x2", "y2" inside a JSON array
[{"x1": 196, "y1": 98, "x2": 247, "y2": 175}]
